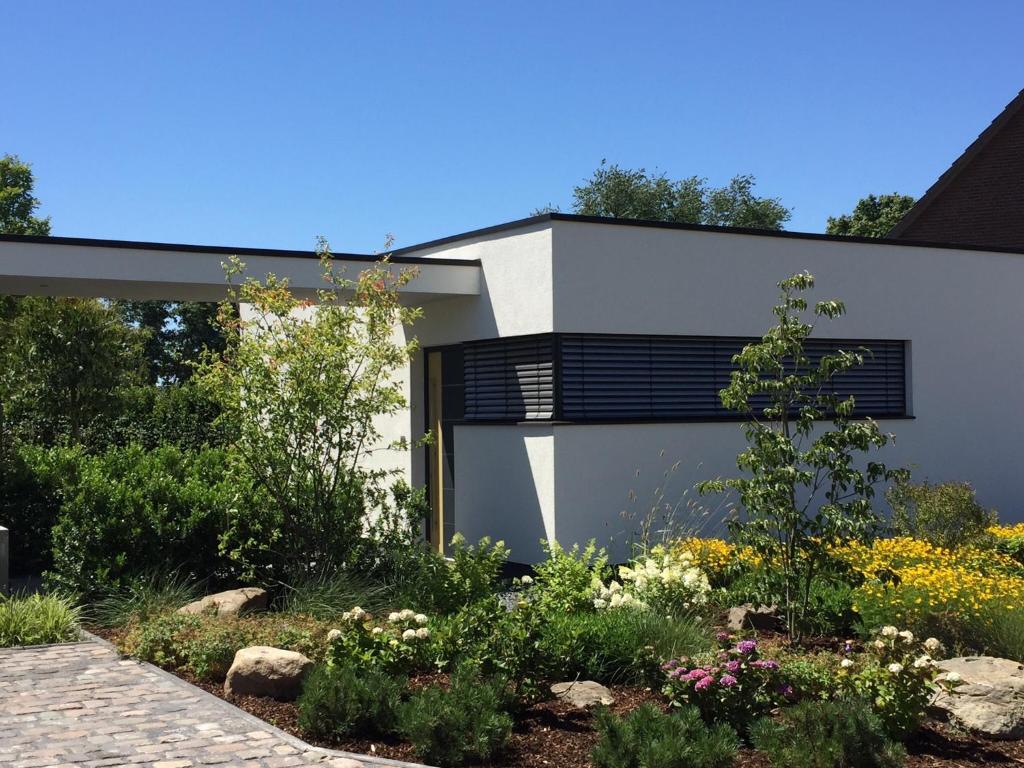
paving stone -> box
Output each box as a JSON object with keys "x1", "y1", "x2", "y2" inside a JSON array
[{"x1": 0, "y1": 638, "x2": 424, "y2": 768}]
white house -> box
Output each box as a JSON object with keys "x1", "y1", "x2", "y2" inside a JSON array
[{"x1": 2, "y1": 213, "x2": 1022, "y2": 562}]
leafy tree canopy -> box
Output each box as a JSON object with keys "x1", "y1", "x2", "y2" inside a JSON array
[
  {"x1": 114, "y1": 300, "x2": 226, "y2": 384},
  {"x1": 552, "y1": 161, "x2": 791, "y2": 230},
  {"x1": 826, "y1": 193, "x2": 916, "y2": 238},
  {"x1": 0, "y1": 154, "x2": 51, "y2": 235}
]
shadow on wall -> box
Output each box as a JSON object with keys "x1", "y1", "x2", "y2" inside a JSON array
[{"x1": 452, "y1": 424, "x2": 554, "y2": 564}]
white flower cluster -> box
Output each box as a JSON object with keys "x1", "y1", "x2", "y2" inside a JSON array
[
  {"x1": 592, "y1": 579, "x2": 643, "y2": 610},
  {"x1": 388, "y1": 608, "x2": 431, "y2": 640},
  {"x1": 880, "y1": 626, "x2": 921, "y2": 647},
  {"x1": 862, "y1": 627, "x2": 945, "y2": 676},
  {"x1": 388, "y1": 609, "x2": 428, "y2": 626},
  {"x1": 328, "y1": 606, "x2": 431, "y2": 644},
  {"x1": 592, "y1": 550, "x2": 710, "y2": 613},
  {"x1": 341, "y1": 606, "x2": 369, "y2": 622}
]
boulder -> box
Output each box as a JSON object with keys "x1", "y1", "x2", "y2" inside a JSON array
[
  {"x1": 224, "y1": 646, "x2": 313, "y2": 700},
  {"x1": 931, "y1": 656, "x2": 1024, "y2": 739},
  {"x1": 727, "y1": 603, "x2": 784, "y2": 633},
  {"x1": 178, "y1": 587, "x2": 268, "y2": 617},
  {"x1": 551, "y1": 680, "x2": 615, "y2": 709}
]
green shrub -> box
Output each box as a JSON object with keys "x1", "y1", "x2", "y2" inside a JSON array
[
  {"x1": 750, "y1": 698, "x2": 904, "y2": 768},
  {"x1": 592, "y1": 703, "x2": 738, "y2": 768},
  {"x1": 440, "y1": 534, "x2": 509, "y2": 610},
  {"x1": 44, "y1": 445, "x2": 245, "y2": 595},
  {"x1": 436, "y1": 597, "x2": 545, "y2": 703},
  {"x1": 539, "y1": 608, "x2": 710, "y2": 685},
  {"x1": 777, "y1": 651, "x2": 842, "y2": 701},
  {"x1": 105, "y1": 381, "x2": 237, "y2": 452},
  {"x1": 297, "y1": 664, "x2": 406, "y2": 739},
  {"x1": 974, "y1": 605, "x2": 1024, "y2": 662},
  {"x1": 377, "y1": 532, "x2": 509, "y2": 615},
  {"x1": 120, "y1": 611, "x2": 328, "y2": 681},
  {"x1": 663, "y1": 638, "x2": 788, "y2": 736},
  {"x1": 89, "y1": 570, "x2": 200, "y2": 628},
  {"x1": 888, "y1": 480, "x2": 996, "y2": 549},
  {"x1": 529, "y1": 539, "x2": 609, "y2": 615},
  {"x1": 0, "y1": 592, "x2": 81, "y2": 647},
  {"x1": 397, "y1": 661, "x2": 513, "y2": 768},
  {"x1": 325, "y1": 607, "x2": 433, "y2": 674},
  {"x1": 839, "y1": 628, "x2": 940, "y2": 739},
  {"x1": 0, "y1": 444, "x2": 81, "y2": 576},
  {"x1": 801, "y1": 578, "x2": 858, "y2": 637}
]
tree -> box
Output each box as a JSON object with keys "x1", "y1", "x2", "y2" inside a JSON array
[
  {"x1": 698, "y1": 272, "x2": 907, "y2": 640},
  {"x1": 115, "y1": 300, "x2": 226, "y2": 384},
  {"x1": 195, "y1": 239, "x2": 422, "y2": 579},
  {"x1": 0, "y1": 154, "x2": 51, "y2": 235},
  {"x1": 567, "y1": 162, "x2": 791, "y2": 229},
  {"x1": 4, "y1": 296, "x2": 147, "y2": 446},
  {"x1": 826, "y1": 194, "x2": 916, "y2": 238}
]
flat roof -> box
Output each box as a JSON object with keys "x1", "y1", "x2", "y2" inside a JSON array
[
  {"x1": 391, "y1": 212, "x2": 1024, "y2": 257},
  {"x1": 5, "y1": 212, "x2": 1024, "y2": 262}
]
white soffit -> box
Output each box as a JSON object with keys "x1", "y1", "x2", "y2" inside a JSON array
[{"x1": 0, "y1": 237, "x2": 481, "y2": 303}]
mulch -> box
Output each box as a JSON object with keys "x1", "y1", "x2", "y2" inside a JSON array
[
  {"x1": 184, "y1": 671, "x2": 1024, "y2": 768},
  {"x1": 91, "y1": 624, "x2": 1024, "y2": 767}
]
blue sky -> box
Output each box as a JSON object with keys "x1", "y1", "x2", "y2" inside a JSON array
[{"x1": 5, "y1": 1, "x2": 1023, "y2": 253}]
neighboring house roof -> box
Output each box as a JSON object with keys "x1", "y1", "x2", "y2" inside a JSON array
[{"x1": 889, "y1": 89, "x2": 1024, "y2": 248}]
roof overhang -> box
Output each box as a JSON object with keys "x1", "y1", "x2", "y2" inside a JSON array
[{"x1": 0, "y1": 235, "x2": 481, "y2": 303}]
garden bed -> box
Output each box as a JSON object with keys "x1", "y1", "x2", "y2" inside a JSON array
[{"x1": 172, "y1": 667, "x2": 1024, "y2": 768}]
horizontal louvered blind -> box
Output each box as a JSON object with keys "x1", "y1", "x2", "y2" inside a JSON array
[
  {"x1": 560, "y1": 334, "x2": 906, "y2": 421},
  {"x1": 464, "y1": 336, "x2": 555, "y2": 420}
]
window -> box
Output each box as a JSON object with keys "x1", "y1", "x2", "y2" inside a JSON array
[
  {"x1": 462, "y1": 333, "x2": 907, "y2": 422},
  {"x1": 463, "y1": 335, "x2": 555, "y2": 421}
]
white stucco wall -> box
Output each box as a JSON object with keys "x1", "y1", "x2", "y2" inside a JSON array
[
  {"x1": 546, "y1": 220, "x2": 1024, "y2": 544},
  {"x1": 452, "y1": 424, "x2": 556, "y2": 562},
  {"x1": 405, "y1": 224, "x2": 555, "y2": 491},
  {"x1": 264, "y1": 217, "x2": 1024, "y2": 562}
]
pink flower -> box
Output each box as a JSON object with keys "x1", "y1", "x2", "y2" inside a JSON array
[
  {"x1": 719, "y1": 674, "x2": 738, "y2": 687},
  {"x1": 725, "y1": 660, "x2": 741, "y2": 673},
  {"x1": 694, "y1": 676, "x2": 714, "y2": 691},
  {"x1": 687, "y1": 668, "x2": 710, "y2": 681},
  {"x1": 736, "y1": 640, "x2": 758, "y2": 655},
  {"x1": 752, "y1": 659, "x2": 780, "y2": 670}
]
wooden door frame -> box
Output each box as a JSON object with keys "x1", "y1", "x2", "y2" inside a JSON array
[{"x1": 423, "y1": 345, "x2": 461, "y2": 553}]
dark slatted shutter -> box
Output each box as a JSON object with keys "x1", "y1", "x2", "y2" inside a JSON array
[
  {"x1": 811, "y1": 339, "x2": 907, "y2": 417},
  {"x1": 464, "y1": 336, "x2": 555, "y2": 421},
  {"x1": 559, "y1": 334, "x2": 906, "y2": 421},
  {"x1": 463, "y1": 334, "x2": 906, "y2": 422}
]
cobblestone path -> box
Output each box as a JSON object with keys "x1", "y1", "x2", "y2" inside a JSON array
[{"x1": 0, "y1": 640, "x2": 416, "y2": 768}]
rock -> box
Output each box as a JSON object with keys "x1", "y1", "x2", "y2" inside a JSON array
[
  {"x1": 931, "y1": 656, "x2": 1024, "y2": 739},
  {"x1": 224, "y1": 646, "x2": 313, "y2": 700},
  {"x1": 178, "y1": 587, "x2": 268, "y2": 617},
  {"x1": 727, "y1": 603, "x2": 784, "y2": 633},
  {"x1": 551, "y1": 680, "x2": 615, "y2": 708}
]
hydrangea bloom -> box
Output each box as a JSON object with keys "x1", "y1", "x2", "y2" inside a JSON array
[
  {"x1": 736, "y1": 640, "x2": 757, "y2": 655},
  {"x1": 694, "y1": 675, "x2": 714, "y2": 691},
  {"x1": 719, "y1": 674, "x2": 738, "y2": 687}
]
